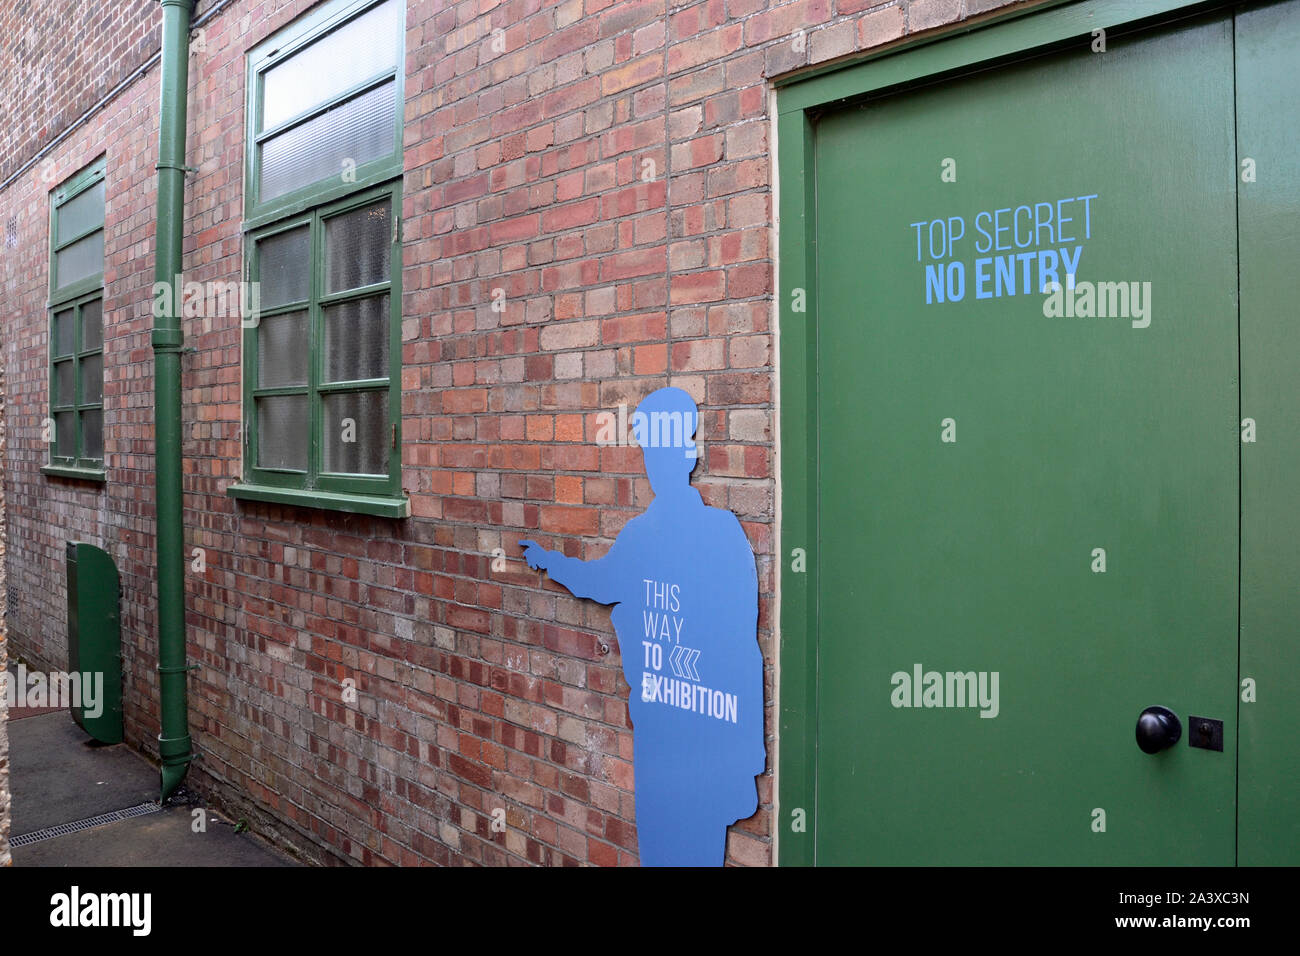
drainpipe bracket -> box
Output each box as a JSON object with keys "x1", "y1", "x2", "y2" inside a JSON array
[
  {"x1": 155, "y1": 160, "x2": 197, "y2": 174},
  {"x1": 158, "y1": 728, "x2": 195, "y2": 756},
  {"x1": 151, "y1": 328, "x2": 185, "y2": 351},
  {"x1": 157, "y1": 662, "x2": 200, "y2": 674}
]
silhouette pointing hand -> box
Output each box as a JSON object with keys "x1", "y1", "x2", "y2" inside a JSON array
[{"x1": 518, "y1": 539, "x2": 551, "y2": 571}]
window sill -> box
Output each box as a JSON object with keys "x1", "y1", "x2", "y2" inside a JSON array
[
  {"x1": 226, "y1": 483, "x2": 409, "y2": 518},
  {"x1": 42, "y1": 464, "x2": 107, "y2": 482}
]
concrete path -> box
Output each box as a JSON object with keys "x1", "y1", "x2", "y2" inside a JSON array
[{"x1": 7, "y1": 711, "x2": 295, "y2": 867}]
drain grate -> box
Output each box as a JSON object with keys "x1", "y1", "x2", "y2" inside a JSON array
[{"x1": 10, "y1": 802, "x2": 162, "y2": 848}]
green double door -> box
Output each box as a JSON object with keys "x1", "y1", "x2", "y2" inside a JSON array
[{"x1": 811, "y1": 1, "x2": 1299, "y2": 864}]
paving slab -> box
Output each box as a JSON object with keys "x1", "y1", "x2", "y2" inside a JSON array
[
  {"x1": 12, "y1": 806, "x2": 294, "y2": 866},
  {"x1": 7, "y1": 709, "x2": 297, "y2": 867},
  {"x1": 8, "y1": 711, "x2": 157, "y2": 835}
]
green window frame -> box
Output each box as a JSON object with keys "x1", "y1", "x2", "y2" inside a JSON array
[
  {"x1": 45, "y1": 158, "x2": 107, "y2": 480},
  {"x1": 229, "y1": 0, "x2": 407, "y2": 517}
]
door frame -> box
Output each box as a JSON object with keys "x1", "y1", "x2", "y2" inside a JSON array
[{"x1": 773, "y1": 0, "x2": 1233, "y2": 866}]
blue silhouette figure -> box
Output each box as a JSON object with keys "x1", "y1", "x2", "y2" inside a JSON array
[{"x1": 520, "y1": 387, "x2": 764, "y2": 866}]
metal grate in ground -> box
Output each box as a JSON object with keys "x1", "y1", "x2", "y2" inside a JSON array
[{"x1": 10, "y1": 802, "x2": 162, "y2": 848}]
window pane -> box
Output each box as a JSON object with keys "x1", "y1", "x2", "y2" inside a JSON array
[
  {"x1": 57, "y1": 181, "x2": 105, "y2": 244},
  {"x1": 257, "y1": 226, "x2": 310, "y2": 307},
  {"x1": 53, "y1": 360, "x2": 75, "y2": 407},
  {"x1": 81, "y1": 409, "x2": 103, "y2": 460},
  {"x1": 80, "y1": 354, "x2": 103, "y2": 405},
  {"x1": 54, "y1": 411, "x2": 75, "y2": 458},
  {"x1": 322, "y1": 390, "x2": 388, "y2": 475},
  {"x1": 259, "y1": 80, "x2": 396, "y2": 201},
  {"x1": 53, "y1": 309, "x2": 75, "y2": 356},
  {"x1": 325, "y1": 201, "x2": 390, "y2": 293},
  {"x1": 257, "y1": 310, "x2": 309, "y2": 388},
  {"x1": 82, "y1": 299, "x2": 103, "y2": 350},
  {"x1": 261, "y1": 0, "x2": 400, "y2": 131},
  {"x1": 55, "y1": 230, "x2": 104, "y2": 288},
  {"x1": 323, "y1": 295, "x2": 389, "y2": 382},
  {"x1": 257, "y1": 395, "x2": 309, "y2": 470}
]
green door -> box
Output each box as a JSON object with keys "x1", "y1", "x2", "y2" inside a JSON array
[
  {"x1": 1236, "y1": 0, "x2": 1300, "y2": 866},
  {"x1": 812, "y1": 12, "x2": 1241, "y2": 863}
]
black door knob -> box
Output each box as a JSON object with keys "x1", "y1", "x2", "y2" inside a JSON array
[{"x1": 1136, "y1": 705, "x2": 1182, "y2": 754}]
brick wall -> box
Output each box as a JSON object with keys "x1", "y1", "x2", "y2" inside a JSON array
[
  {"x1": 1, "y1": 357, "x2": 9, "y2": 868},
  {"x1": 0, "y1": 0, "x2": 1024, "y2": 866},
  {"x1": 0, "y1": 0, "x2": 163, "y2": 184}
]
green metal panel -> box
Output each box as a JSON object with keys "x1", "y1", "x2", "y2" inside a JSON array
[
  {"x1": 1235, "y1": 0, "x2": 1300, "y2": 867},
  {"x1": 775, "y1": 108, "x2": 819, "y2": 867},
  {"x1": 66, "y1": 542, "x2": 124, "y2": 744},
  {"x1": 788, "y1": 6, "x2": 1241, "y2": 864}
]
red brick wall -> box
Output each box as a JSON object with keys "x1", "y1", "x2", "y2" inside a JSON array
[
  {"x1": 0, "y1": 0, "x2": 162, "y2": 184},
  {"x1": 0, "y1": 0, "x2": 1025, "y2": 866},
  {"x1": 0, "y1": 48, "x2": 170, "y2": 757},
  {"x1": 1, "y1": 358, "x2": 10, "y2": 868}
]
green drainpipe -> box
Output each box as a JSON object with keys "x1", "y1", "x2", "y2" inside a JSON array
[{"x1": 153, "y1": 0, "x2": 195, "y2": 800}]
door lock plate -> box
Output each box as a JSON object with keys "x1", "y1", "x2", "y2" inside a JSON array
[{"x1": 1188, "y1": 716, "x2": 1224, "y2": 752}]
